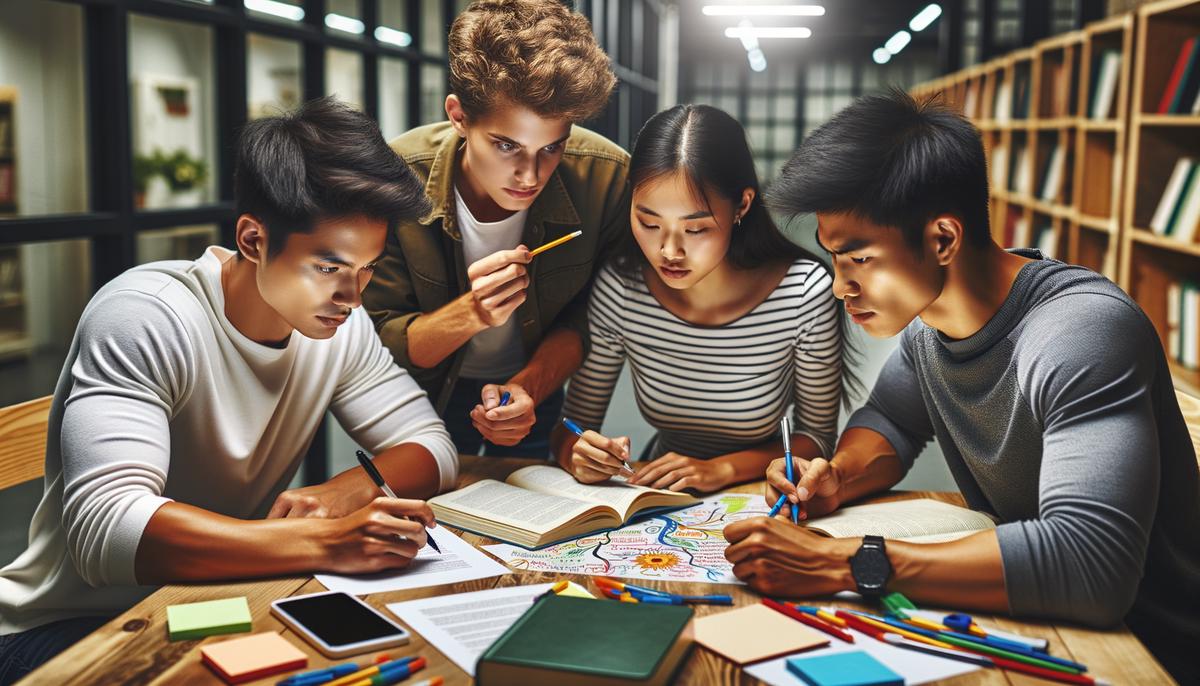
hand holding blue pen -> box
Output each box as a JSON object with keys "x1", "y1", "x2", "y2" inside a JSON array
[
  {"x1": 561, "y1": 417, "x2": 636, "y2": 478},
  {"x1": 781, "y1": 416, "x2": 798, "y2": 524}
]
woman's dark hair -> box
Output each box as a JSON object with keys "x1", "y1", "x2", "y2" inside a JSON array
[
  {"x1": 767, "y1": 88, "x2": 990, "y2": 250},
  {"x1": 234, "y1": 96, "x2": 431, "y2": 255},
  {"x1": 621, "y1": 104, "x2": 861, "y2": 407}
]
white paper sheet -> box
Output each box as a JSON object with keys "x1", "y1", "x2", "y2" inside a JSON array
[
  {"x1": 315, "y1": 527, "x2": 509, "y2": 595},
  {"x1": 385, "y1": 583, "x2": 553, "y2": 676},
  {"x1": 743, "y1": 628, "x2": 980, "y2": 685}
]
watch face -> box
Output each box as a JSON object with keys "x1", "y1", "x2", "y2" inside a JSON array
[{"x1": 852, "y1": 548, "x2": 891, "y2": 589}]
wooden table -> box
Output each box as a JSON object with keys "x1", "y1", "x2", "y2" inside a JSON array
[{"x1": 21, "y1": 456, "x2": 1174, "y2": 685}]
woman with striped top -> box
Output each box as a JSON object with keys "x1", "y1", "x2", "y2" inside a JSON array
[{"x1": 552, "y1": 104, "x2": 852, "y2": 493}]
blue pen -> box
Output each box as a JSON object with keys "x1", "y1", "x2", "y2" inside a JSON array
[
  {"x1": 277, "y1": 662, "x2": 361, "y2": 685},
  {"x1": 562, "y1": 417, "x2": 635, "y2": 475},
  {"x1": 766, "y1": 492, "x2": 789, "y2": 518},
  {"x1": 499, "y1": 391, "x2": 511, "y2": 406},
  {"x1": 865, "y1": 613, "x2": 1088, "y2": 672},
  {"x1": 781, "y1": 416, "x2": 798, "y2": 524}
]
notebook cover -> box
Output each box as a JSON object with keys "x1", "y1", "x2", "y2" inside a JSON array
[
  {"x1": 200, "y1": 632, "x2": 308, "y2": 684},
  {"x1": 166, "y1": 596, "x2": 252, "y2": 641},
  {"x1": 477, "y1": 595, "x2": 692, "y2": 679},
  {"x1": 786, "y1": 651, "x2": 904, "y2": 686}
]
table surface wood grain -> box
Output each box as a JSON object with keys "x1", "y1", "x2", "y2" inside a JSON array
[{"x1": 20, "y1": 456, "x2": 1175, "y2": 686}]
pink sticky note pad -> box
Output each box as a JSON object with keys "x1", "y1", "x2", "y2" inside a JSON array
[{"x1": 200, "y1": 631, "x2": 308, "y2": 684}]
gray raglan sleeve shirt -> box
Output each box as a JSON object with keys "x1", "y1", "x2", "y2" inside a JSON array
[{"x1": 848, "y1": 296, "x2": 1161, "y2": 627}]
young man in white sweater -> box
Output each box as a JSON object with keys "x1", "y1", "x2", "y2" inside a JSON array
[{"x1": 0, "y1": 97, "x2": 459, "y2": 683}]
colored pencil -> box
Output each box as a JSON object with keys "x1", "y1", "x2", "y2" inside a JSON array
[
  {"x1": 762, "y1": 598, "x2": 854, "y2": 643},
  {"x1": 529, "y1": 230, "x2": 582, "y2": 257}
]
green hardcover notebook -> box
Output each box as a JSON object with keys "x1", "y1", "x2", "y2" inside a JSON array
[
  {"x1": 476, "y1": 596, "x2": 694, "y2": 686},
  {"x1": 166, "y1": 596, "x2": 252, "y2": 641}
]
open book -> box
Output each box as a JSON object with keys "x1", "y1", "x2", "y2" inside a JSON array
[
  {"x1": 428, "y1": 465, "x2": 700, "y2": 549},
  {"x1": 803, "y1": 499, "x2": 997, "y2": 544}
]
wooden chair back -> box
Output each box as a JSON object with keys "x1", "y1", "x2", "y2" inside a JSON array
[{"x1": 0, "y1": 395, "x2": 53, "y2": 491}]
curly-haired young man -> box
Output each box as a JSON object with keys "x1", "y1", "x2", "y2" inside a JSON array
[{"x1": 363, "y1": 0, "x2": 630, "y2": 459}]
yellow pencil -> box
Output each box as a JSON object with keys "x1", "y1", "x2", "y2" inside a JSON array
[{"x1": 528, "y1": 230, "x2": 582, "y2": 257}]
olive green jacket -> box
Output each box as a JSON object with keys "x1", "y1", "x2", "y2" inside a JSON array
[{"x1": 363, "y1": 121, "x2": 631, "y2": 413}]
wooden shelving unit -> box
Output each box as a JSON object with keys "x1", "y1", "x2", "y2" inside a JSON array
[
  {"x1": 912, "y1": 17, "x2": 1133, "y2": 280},
  {"x1": 1121, "y1": 0, "x2": 1200, "y2": 397},
  {"x1": 916, "y1": 2, "x2": 1200, "y2": 397},
  {"x1": 0, "y1": 86, "x2": 31, "y2": 361}
]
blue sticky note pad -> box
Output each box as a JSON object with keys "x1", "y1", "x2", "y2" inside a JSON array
[{"x1": 786, "y1": 650, "x2": 904, "y2": 686}]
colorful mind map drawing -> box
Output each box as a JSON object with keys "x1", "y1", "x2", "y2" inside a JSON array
[{"x1": 480, "y1": 493, "x2": 771, "y2": 584}]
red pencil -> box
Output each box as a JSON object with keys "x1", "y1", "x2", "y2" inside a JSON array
[{"x1": 761, "y1": 598, "x2": 855, "y2": 643}]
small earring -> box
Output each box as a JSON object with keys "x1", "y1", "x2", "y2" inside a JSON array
[{"x1": 735, "y1": 216, "x2": 742, "y2": 227}]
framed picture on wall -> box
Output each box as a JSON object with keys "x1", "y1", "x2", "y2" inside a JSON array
[{"x1": 131, "y1": 73, "x2": 209, "y2": 209}]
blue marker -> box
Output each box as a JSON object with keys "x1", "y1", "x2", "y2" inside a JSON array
[
  {"x1": 499, "y1": 391, "x2": 511, "y2": 406},
  {"x1": 781, "y1": 416, "x2": 798, "y2": 524},
  {"x1": 562, "y1": 417, "x2": 634, "y2": 475}
]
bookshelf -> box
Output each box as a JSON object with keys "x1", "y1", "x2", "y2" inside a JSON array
[
  {"x1": 0, "y1": 86, "x2": 31, "y2": 361},
  {"x1": 1121, "y1": 0, "x2": 1200, "y2": 397}
]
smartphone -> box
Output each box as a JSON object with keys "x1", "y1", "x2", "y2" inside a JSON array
[{"x1": 270, "y1": 591, "x2": 410, "y2": 658}]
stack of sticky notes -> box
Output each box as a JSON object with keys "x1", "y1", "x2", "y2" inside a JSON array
[
  {"x1": 694, "y1": 604, "x2": 829, "y2": 665},
  {"x1": 786, "y1": 651, "x2": 904, "y2": 686},
  {"x1": 200, "y1": 631, "x2": 308, "y2": 684},
  {"x1": 166, "y1": 596, "x2": 252, "y2": 641}
]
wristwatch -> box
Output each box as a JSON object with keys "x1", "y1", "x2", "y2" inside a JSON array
[{"x1": 849, "y1": 535, "x2": 892, "y2": 597}]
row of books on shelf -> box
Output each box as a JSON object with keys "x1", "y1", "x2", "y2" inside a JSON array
[
  {"x1": 993, "y1": 70, "x2": 1033, "y2": 122},
  {"x1": 1158, "y1": 35, "x2": 1200, "y2": 115},
  {"x1": 996, "y1": 143, "x2": 1069, "y2": 202},
  {"x1": 1088, "y1": 50, "x2": 1121, "y2": 120},
  {"x1": 1167, "y1": 281, "x2": 1200, "y2": 371},
  {"x1": 1150, "y1": 157, "x2": 1200, "y2": 243}
]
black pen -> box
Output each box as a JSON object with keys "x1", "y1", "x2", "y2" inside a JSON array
[{"x1": 355, "y1": 449, "x2": 441, "y2": 553}]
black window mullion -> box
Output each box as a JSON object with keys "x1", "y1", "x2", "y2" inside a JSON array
[
  {"x1": 86, "y1": 2, "x2": 136, "y2": 290},
  {"x1": 362, "y1": 0, "x2": 380, "y2": 121},
  {"x1": 407, "y1": 0, "x2": 422, "y2": 126},
  {"x1": 303, "y1": 0, "x2": 328, "y2": 101},
  {"x1": 215, "y1": 1, "x2": 247, "y2": 248}
]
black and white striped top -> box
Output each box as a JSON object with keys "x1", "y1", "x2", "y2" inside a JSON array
[{"x1": 562, "y1": 259, "x2": 844, "y2": 460}]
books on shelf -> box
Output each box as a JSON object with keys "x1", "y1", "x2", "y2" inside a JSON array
[
  {"x1": 964, "y1": 81, "x2": 980, "y2": 119},
  {"x1": 1009, "y1": 141, "x2": 1032, "y2": 196},
  {"x1": 1012, "y1": 68, "x2": 1031, "y2": 120},
  {"x1": 1158, "y1": 36, "x2": 1200, "y2": 115},
  {"x1": 1167, "y1": 281, "x2": 1200, "y2": 371},
  {"x1": 1039, "y1": 143, "x2": 1068, "y2": 202},
  {"x1": 990, "y1": 145, "x2": 1008, "y2": 192},
  {"x1": 993, "y1": 75, "x2": 1012, "y2": 123},
  {"x1": 1089, "y1": 49, "x2": 1121, "y2": 120},
  {"x1": 1033, "y1": 223, "x2": 1057, "y2": 259},
  {"x1": 1003, "y1": 211, "x2": 1031, "y2": 249},
  {"x1": 1150, "y1": 157, "x2": 1200, "y2": 243}
]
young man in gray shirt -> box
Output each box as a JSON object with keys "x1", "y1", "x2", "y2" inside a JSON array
[{"x1": 723, "y1": 90, "x2": 1199, "y2": 682}]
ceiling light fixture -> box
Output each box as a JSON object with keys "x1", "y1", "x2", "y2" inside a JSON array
[
  {"x1": 325, "y1": 13, "x2": 365, "y2": 34},
  {"x1": 374, "y1": 26, "x2": 413, "y2": 47},
  {"x1": 909, "y1": 4, "x2": 943, "y2": 32},
  {"x1": 244, "y1": 0, "x2": 305, "y2": 21}
]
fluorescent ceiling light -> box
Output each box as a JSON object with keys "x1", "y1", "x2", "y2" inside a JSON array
[
  {"x1": 872, "y1": 47, "x2": 892, "y2": 64},
  {"x1": 724, "y1": 26, "x2": 812, "y2": 39},
  {"x1": 748, "y1": 48, "x2": 767, "y2": 72},
  {"x1": 884, "y1": 30, "x2": 911, "y2": 54},
  {"x1": 245, "y1": 0, "x2": 304, "y2": 21},
  {"x1": 325, "y1": 13, "x2": 365, "y2": 34},
  {"x1": 736, "y1": 19, "x2": 760, "y2": 51},
  {"x1": 704, "y1": 5, "x2": 825, "y2": 16},
  {"x1": 374, "y1": 26, "x2": 413, "y2": 47},
  {"x1": 909, "y1": 4, "x2": 943, "y2": 32}
]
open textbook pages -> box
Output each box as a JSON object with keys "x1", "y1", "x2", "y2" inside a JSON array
[
  {"x1": 804, "y1": 498, "x2": 997, "y2": 543},
  {"x1": 428, "y1": 465, "x2": 699, "y2": 549}
]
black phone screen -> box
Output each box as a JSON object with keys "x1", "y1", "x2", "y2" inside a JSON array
[{"x1": 276, "y1": 593, "x2": 404, "y2": 647}]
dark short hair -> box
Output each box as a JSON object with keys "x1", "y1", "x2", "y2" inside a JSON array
[
  {"x1": 767, "y1": 88, "x2": 990, "y2": 249},
  {"x1": 234, "y1": 96, "x2": 431, "y2": 255}
]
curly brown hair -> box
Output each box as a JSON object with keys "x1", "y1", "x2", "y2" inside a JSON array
[{"x1": 449, "y1": 0, "x2": 616, "y2": 123}]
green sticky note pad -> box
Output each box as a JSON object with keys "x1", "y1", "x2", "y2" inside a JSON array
[
  {"x1": 167, "y1": 597, "x2": 253, "y2": 641},
  {"x1": 786, "y1": 651, "x2": 904, "y2": 686}
]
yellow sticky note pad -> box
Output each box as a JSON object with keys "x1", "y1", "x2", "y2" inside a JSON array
[{"x1": 200, "y1": 631, "x2": 308, "y2": 684}]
